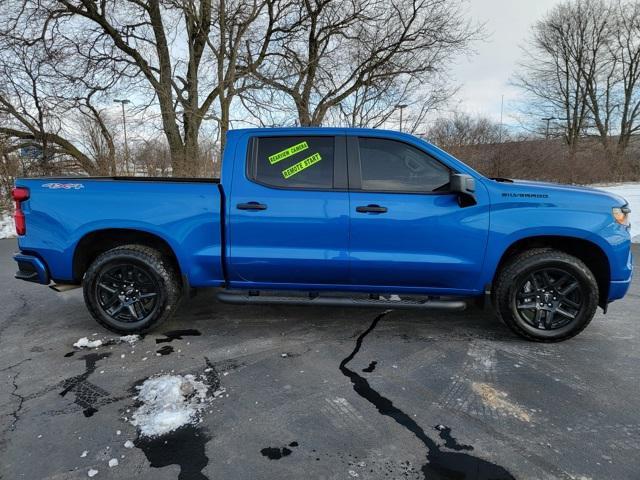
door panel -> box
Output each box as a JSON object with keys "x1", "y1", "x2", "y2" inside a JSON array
[
  {"x1": 228, "y1": 135, "x2": 350, "y2": 285},
  {"x1": 349, "y1": 191, "x2": 489, "y2": 289},
  {"x1": 348, "y1": 136, "x2": 490, "y2": 291}
]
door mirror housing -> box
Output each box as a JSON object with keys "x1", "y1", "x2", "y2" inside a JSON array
[{"x1": 450, "y1": 173, "x2": 477, "y2": 207}]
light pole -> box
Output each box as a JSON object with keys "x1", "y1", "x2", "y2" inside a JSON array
[
  {"x1": 396, "y1": 104, "x2": 408, "y2": 132},
  {"x1": 542, "y1": 116, "x2": 556, "y2": 140},
  {"x1": 114, "y1": 99, "x2": 131, "y2": 174}
]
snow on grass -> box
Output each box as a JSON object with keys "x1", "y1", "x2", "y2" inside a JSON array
[
  {"x1": 593, "y1": 183, "x2": 640, "y2": 243},
  {"x1": 0, "y1": 212, "x2": 15, "y2": 239},
  {"x1": 130, "y1": 374, "x2": 209, "y2": 437}
]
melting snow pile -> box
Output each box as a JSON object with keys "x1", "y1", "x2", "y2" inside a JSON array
[
  {"x1": 131, "y1": 374, "x2": 209, "y2": 437},
  {"x1": 0, "y1": 212, "x2": 15, "y2": 239},
  {"x1": 595, "y1": 183, "x2": 640, "y2": 243}
]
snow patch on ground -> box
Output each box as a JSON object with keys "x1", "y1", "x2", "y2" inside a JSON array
[
  {"x1": 73, "y1": 334, "x2": 141, "y2": 349},
  {"x1": 73, "y1": 337, "x2": 103, "y2": 349},
  {"x1": 130, "y1": 374, "x2": 209, "y2": 437},
  {"x1": 0, "y1": 212, "x2": 15, "y2": 239},
  {"x1": 594, "y1": 183, "x2": 640, "y2": 243},
  {"x1": 118, "y1": 334, "x2": 140, "y2": 345}
]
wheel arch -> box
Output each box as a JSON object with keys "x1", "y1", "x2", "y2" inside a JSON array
[
  {"x1": 493, "y1": 235, "x2": 610, "y2": 306},
  {"x1": 72, "y1": 228, "x2": 182, "y2": 284}
]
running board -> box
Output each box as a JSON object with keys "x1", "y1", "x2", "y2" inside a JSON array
[
  {"x1": 49, "y1": 283, "x2": 81, "y2": 292},
  {"x1": 216, "y1": 291, "x2": 467, "y2": 311}
]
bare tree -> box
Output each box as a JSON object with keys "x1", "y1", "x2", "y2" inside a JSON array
[
  {"x1": 250, "y1": 0, "x2": 481, "y2": 127},
  {"x1": 1, "y1": 0, "x2": 284, "y2": 176},
  {"x1": 612, "y1": 1, "x2": 640, "y2": 158},
  {"x1": 207, "y1": 0, "x2": 291, "y2": 152},
  {"x1": 0, "y1": 37, "x2": 110, "y2": 175},
  {"x1": 328, "y1": 74, "x2": 455, "y2": 132},
  {"x1": 426, "y1": 112, "x2": 505, "y2": 149},
  {"x1": 76, "y1": 109, "x2": 119, "y2": 176},
  {"x1": 516, "y1": 0, "x2": 640, "y2": 178},
  {"x1": 514, "y1": 0, "x2": 605, "y2": 176}
]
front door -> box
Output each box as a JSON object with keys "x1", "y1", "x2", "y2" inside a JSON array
[
  {"x1": 228, "y1": 134, "x2": 350, "y2": 287},
  {"x1": 347, "y1": 136, "x2": 490, "y2": 292}
]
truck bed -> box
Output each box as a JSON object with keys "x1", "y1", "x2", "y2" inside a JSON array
[{"x1": 14, "y1": 177, "x2": 224, "y2": 287}]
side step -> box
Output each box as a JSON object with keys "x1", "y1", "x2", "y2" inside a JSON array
[
  {"x1": 216, "y1": 291, "x2": 467, "y2": 311},
  {"x1": 49, "y1": 283, "x2": 81, "y2": 293}
]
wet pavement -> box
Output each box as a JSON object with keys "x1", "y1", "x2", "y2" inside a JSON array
[{"x1": 0, "y1": 238, "x2": 638, "y2": 479}]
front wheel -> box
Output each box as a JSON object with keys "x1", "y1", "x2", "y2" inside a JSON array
[
  {"x1": 493, "y1": 249, "x2": 599, "y2": 342},
  {"x1": 83, "y1": 245, "x2": 181, "y2": 333}
]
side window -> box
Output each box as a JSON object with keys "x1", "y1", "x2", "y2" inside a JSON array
[
  {"x1": 252, "y1": 136, "x2": 334, "y2": 189},
  {"x1": 358, "y1": 137, "x2": 451, "y2": 193}
]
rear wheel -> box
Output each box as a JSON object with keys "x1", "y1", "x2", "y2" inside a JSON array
[
  {"x1": 493, "y1": 249, "x2": 599, "y2": 342},
  {"x1": 83, "y1": 245, "x2": 181, "y2": 333}
]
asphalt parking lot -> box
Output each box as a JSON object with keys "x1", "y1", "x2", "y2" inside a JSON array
[{"x1": 0, "y1": 238, "x2": 638, "y2": 480}]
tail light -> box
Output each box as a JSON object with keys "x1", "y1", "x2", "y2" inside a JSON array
[{"x1": 11, "y1": 187, "x2": 29, "y2": 235}]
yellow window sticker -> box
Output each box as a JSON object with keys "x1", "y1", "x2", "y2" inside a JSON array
[
  {"x1": 268, "y1": 141, "x2": 309, "y2": 164},
  {"x1": 282, "y1": 152, "x2": 322, "y2": 179}
]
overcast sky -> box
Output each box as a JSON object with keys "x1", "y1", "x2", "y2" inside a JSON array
[{"x1": 450, "y1": 0, "x2": 563, "y2": 126}]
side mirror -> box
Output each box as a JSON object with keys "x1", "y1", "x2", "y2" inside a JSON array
[{"x1": 450, "y1": 173, "x2": 477, "y2": 207}]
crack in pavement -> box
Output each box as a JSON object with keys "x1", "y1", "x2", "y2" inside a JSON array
[
  {"x1": 7, "y1": 369, "x2": 26, "y2": 432},
  {"x1": 0, "y1": 359, "x2": 31, "y2": 435},
  {"x1": 339, "y1": 310, "x2": 515, "y2": 480}
]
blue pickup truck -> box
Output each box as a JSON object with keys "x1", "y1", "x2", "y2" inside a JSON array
[{"x1": 12, "y1": 128, "x2": 633, "y2": 341}]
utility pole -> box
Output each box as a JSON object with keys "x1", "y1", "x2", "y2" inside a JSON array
[
  {"x1": 542, "y1": 117, "x2": 556, "y2": 140},
  {"x1": 114, "y1": 99, "x2": 131, "y2": 174},
  {"x1": 396, "y1": 104, "x2": 408, "y2": 132},
  {"x1": 499, "y1": 95, "x2": 504, "y2": 144}
]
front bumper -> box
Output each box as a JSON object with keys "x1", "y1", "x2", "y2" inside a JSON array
[
  {"x1": 14, "y1": 253, "x2": 50, "y2": 285},
  {"x1": 609, "y1": 276, "x2": 632, "y2": 302},
  {"x1": 608, "y1": 249, "x2": 633, "y2": 302}
]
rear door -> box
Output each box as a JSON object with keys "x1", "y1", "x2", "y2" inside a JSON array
[
  {"x1": 227, "y1": 134, "x2": 350, "y2": 286},
  {"x1": 347, "y1": 135, "x2": 490, "y2": 292}
]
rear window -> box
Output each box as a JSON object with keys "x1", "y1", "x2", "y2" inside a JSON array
[{"x1": 251, "y1": 136, "x2": 334, "y2": 189}]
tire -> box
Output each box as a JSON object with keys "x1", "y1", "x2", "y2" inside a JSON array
[
  {"x1": 493, "y1": 248, "x2": 599, "y2": 342},
  {"x1": 83, "y1": 244, "x2": 181, "y2": 333}
]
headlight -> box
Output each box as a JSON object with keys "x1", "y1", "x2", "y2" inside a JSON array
[{"x1": 612, "y1": 206, "x2": 631, "y2": 226}]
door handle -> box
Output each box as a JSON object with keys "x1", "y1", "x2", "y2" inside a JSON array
[
  {"x1": 237, "y1": 202, "x2": 267, "y2": 211},
  {"x1": 356, "y1": 204, "x2": 388, "y2": 214}
]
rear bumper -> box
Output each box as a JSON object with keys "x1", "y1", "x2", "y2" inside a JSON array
[{"x1": 14, "y1": 253, "x2": 50, "y2": 285}]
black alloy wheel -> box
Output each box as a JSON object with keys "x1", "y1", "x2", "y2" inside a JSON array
[
  {"x1": 95, "y1": 263, "x2": 160, "y2": 323},
  {"x1": 514, "y1": 267, "x2": 584, "y2": 331}
]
